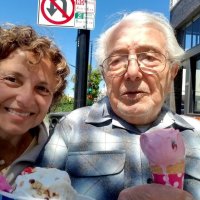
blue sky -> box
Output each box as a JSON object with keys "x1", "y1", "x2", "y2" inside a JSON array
[{"x1": 0, "y1": 0, "x2": 170, "y2": 97}]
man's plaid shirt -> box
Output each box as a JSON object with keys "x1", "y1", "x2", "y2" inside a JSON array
[{"x1": 38, "y1": 96, "x2": 200, "y2": 200}]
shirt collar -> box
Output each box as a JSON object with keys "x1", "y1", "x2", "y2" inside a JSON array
[
  {"x1": 85, "y1": 96, "x2": 112, "y2": 123},
  {"x1": 85, "y1": 96, "x2": 194, "y2": 132},
  {"x1": 13, "y1": 123, "x2": 49, "y2": 163}
]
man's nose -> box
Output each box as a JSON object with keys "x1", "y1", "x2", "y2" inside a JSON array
[{"x1": 124, "y1": 58, "x2": 142, "y2": 80}]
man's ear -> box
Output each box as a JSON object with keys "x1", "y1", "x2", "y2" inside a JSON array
[{"x1": 171, "y1": 63, "x2": 180, "y2": 79}]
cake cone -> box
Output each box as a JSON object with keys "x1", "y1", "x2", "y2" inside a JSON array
[
  {"x1": 150, "y1": 160, "x2": 185, "y2": 189},
  {"x1": 140, "y1": 128, "x2": 186, "y2": 189}
]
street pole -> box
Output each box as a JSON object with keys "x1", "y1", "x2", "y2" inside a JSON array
[{"x1": 74, "y1": 29, "x2": 90, "y2": 109}]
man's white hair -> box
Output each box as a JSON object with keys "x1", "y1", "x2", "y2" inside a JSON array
[{"x1": 94, "y1": 11, "x2": 185, "y2": 69}]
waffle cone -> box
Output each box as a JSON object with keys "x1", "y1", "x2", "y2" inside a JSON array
[{"x1": 150, "y1": 160, "x2": 185, "y2": 174}]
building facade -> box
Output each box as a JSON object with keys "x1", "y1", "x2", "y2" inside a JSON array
[{"x1": 170, "y1": 0, "x2": 200, "y2": 116}]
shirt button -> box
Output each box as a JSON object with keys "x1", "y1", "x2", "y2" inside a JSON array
[{"x1": 147, "y1": 178, "x2": 153, "y2": 184}]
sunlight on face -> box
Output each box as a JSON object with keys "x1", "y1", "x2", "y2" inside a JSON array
[
  {"x1": 0, "y1": 49, "x2": 57, "y2": 139},
  {"x1": 104, "y1": 23, "x2": 178, "y2": 125}
]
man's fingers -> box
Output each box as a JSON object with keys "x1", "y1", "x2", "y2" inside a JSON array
[{"x1": 118, "y1": 184, "x2": 195, "y2": 200}]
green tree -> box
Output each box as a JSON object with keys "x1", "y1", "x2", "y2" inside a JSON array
[
  {"x1": 87, "y1": 68, "x2": 102, "y2": 105},
  {"x1": 51, "y1": 95, "x2": 74, "y2": 112},
  {"x1": 51, "y1": 67, "x2": 102, "y2": 112}
]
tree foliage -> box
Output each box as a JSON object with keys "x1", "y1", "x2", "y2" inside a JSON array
[
  {"x1": 51, "y1": 95, "x2": 74, "y2": 112},
  {"x1": 87, "y1": 68, "x2": 103, "y2": 105},
  {"x1": 50, "y1": 68, "x2": 103, "y2": 112}
]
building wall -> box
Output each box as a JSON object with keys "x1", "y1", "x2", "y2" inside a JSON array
[
  {"x1": 170, "y1": 0, "x2": 200, "y2": 115},
  {"x1": 170, "y1": 0, "x2": 180, "y2": 10},
  {"x1": 170, "y1": 0, "x2": 200, "y2": 28}
]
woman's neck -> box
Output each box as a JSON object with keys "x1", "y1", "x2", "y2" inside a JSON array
[
  {"x1": 0, "y1": 134, "x2": 23, "y2": 147},
  {"x1": 0, "y1": 132, "x2": 33, "y2": 170}
]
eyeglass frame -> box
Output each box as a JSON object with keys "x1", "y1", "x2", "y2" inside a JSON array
[{"x1": 100, "y1": 52, "x2": 169, "y2": 77}]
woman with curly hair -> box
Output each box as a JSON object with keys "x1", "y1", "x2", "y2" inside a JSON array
[{"x1": 0, "y1": 24, "x2": 69, "y2": 184}]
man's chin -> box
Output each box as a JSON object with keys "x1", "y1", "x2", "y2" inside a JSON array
[{"x1": 117, "y1": 102, "x2": 149, "y2": 117}]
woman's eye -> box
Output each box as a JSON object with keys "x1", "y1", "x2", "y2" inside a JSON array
[
  {"x1": 4, "y1": 76, "x2": 17, "y2": 83},
  {"x1": 36, "y1": 86, "x2": 52, "y2": 96},
  {"x1": 1, "y1": 76, "x2": 20, "y2": 87}
]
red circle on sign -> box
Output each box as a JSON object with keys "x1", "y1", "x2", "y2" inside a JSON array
[{"x1": 41, "y1": 0, "x2": 75, "y2": 25}]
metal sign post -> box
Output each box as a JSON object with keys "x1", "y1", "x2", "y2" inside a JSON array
[{"x1": 74, "y1": 29, "x2": 90, "y2": 109}]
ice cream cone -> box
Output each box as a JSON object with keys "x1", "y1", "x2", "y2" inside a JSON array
[
  {"x1": 140, "y1": 128, "x2": 186, "y2": 190},
  {"x1": 150, "y1": 160, "x2": 185, "y2": 189}
]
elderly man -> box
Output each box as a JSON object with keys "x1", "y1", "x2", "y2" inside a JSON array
[{"x1": 38, "y1": 11, "x2": 200, "y2": 200}]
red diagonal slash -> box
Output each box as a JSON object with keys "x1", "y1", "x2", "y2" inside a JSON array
[{"x1": 41, "y1": 0, "x2": 75, "y2": 24}]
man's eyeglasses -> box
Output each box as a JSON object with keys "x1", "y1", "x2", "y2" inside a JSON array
[{"x1": 100, "y1": 52, "x2": 167, "y2": 77}]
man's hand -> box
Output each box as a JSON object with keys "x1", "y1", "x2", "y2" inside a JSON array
[{"x1": 117, "y1": 184, "x2": 195, "y2": 200}]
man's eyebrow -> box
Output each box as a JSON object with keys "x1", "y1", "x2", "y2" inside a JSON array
[
  {"x1": 108, "y1": 46, "x2": 164, "y2": 57},
  {"x1": 135, "y1": 45, "x2": 163, "y2": 53},
  {"x1": 108, "y1": 49, "x2": 129, "y2": 56}
]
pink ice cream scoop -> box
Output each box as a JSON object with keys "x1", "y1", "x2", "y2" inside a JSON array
[
  {"x1": 0, "y1": 175, "x2": 12, "y2": 192},
  {"x1": 140, "y1": 128, "x2": 185, "y2": 189}
]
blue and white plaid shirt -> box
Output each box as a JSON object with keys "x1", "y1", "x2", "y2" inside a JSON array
[{"x1": 38, "y1": 96, "x2": 200, "y2": 200}]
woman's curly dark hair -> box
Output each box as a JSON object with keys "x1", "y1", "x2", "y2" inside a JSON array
[{"x1": 0, "y1": 24, "x2": 70, "y2": 109}]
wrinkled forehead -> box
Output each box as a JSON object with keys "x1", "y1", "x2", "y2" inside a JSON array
[
  {"x1": 106, "y1": 20, "x2": 167, "y2": 55},
  {"x1": 115, "y1": 18, "x2": 164, "y2": 33}
]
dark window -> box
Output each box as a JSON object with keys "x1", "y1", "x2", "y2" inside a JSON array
[
  {"x1": 194, "y1": 57, "x2": 200, "y2": 113},
  {"x1": 192, "y1": 18, "x2": 200, "y2": 48},
  {"x1": 180, "y1": 16, "x2": 200, "y2": 50},
  {"x1": 185, "y1": 23, "x2": 193, "y2": 50}
]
